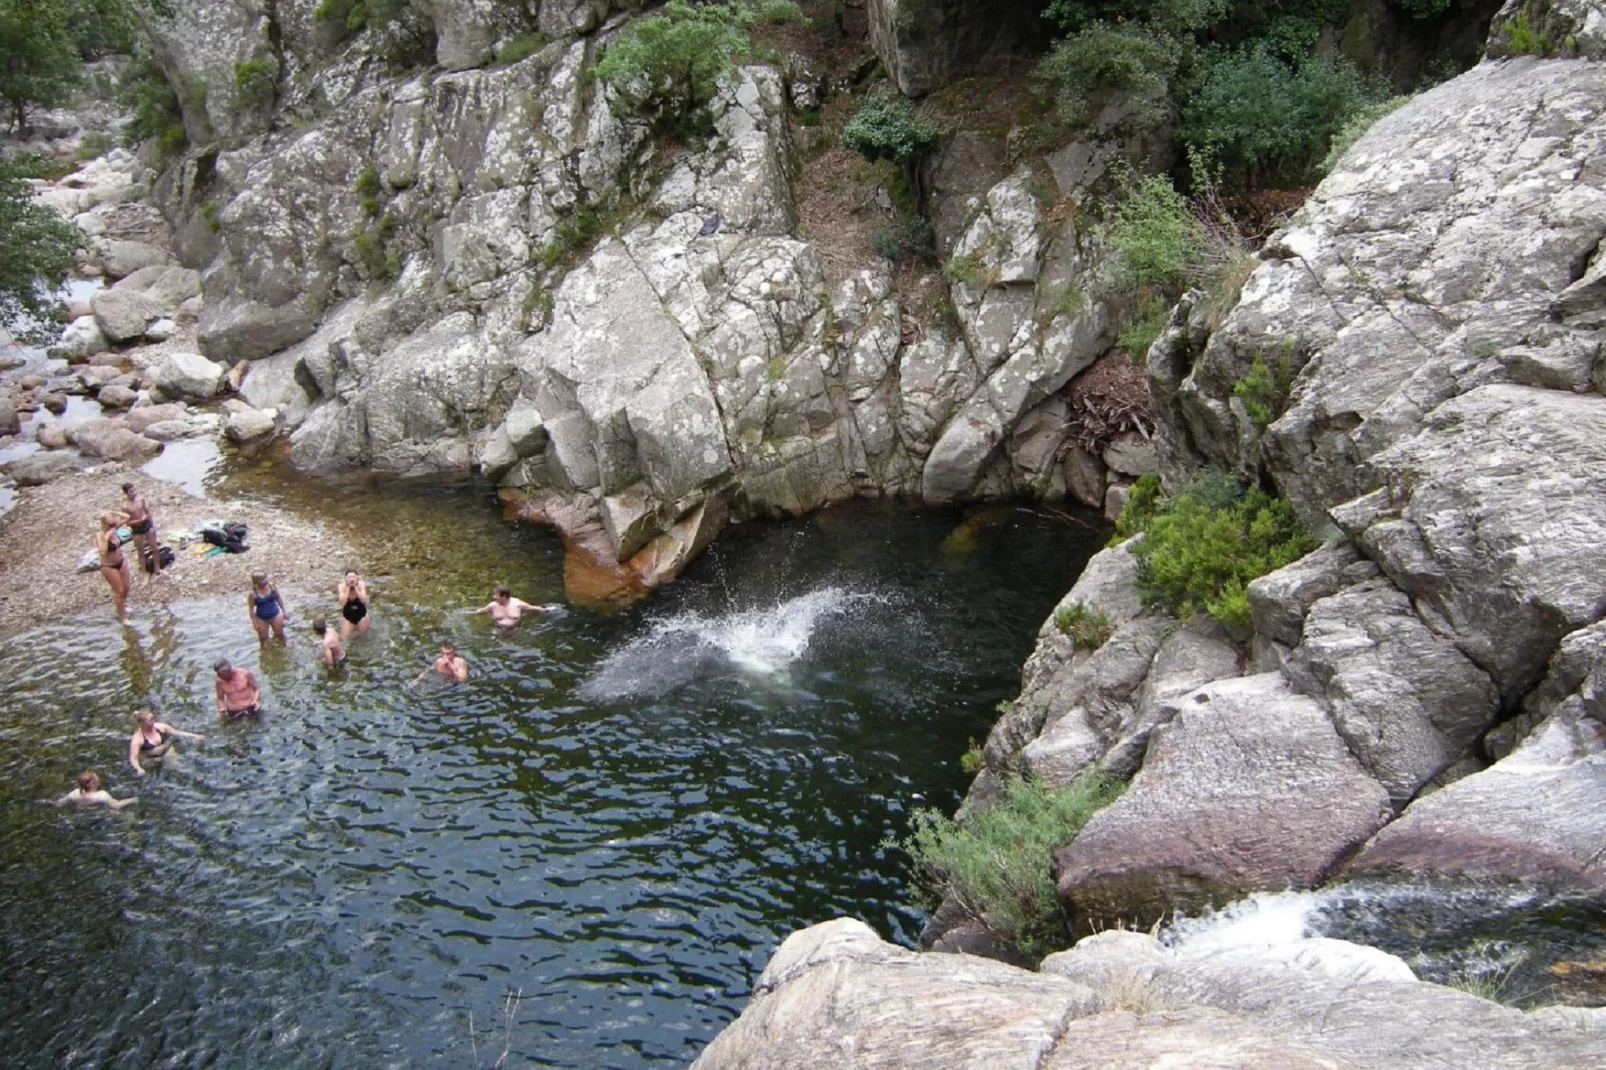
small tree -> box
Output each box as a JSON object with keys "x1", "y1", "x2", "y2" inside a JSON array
[
  {"x1": 594, "y1": 0, "x2": 805, "y2": 121},
  {"x1": 0, "y1": 0, "x2": 81, "y2": 136},
  {"x1": 840, "y1": 92, "x2": 937, "y2": 215},
  {"x1": 0, "y1": 152, "x2": 86, "y2": 341}
]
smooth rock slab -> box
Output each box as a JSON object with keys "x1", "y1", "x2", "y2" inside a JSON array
[
  {"x1": 1055, "y1": 673, "x2": 1392, "y2": 932},
  {"x1": 9, "y1": 450, "x2": 83, "y2": 485},
  {"x1": 154, "y1": 352, "x2": 225, "y2": 399}
]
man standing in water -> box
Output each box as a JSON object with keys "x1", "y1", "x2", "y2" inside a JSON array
[
  {"x1": 470, "y1": 586, "x2": 557, "y2": 629},
  {"x1": 120, "y1": 483, "x2": 163, "y2": 583},
  {"x1": 414, "y1": 642, "x2": 469, "y2": 684},
  {"x1": 214, "y1": 659, "x2": 263, "y2": 719}
]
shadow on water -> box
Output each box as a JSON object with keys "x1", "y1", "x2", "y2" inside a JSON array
[{"x1": 0, "y1": 486, "x2": 1105, "y2": 1067}]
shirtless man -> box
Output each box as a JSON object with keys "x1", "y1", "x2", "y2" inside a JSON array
[
  {"x1": 54, "y1": 770, "x2": 136, "y2": 810},
  {"x1": 214, "y1": 659, "x2": 263, "y2": 719},
  {"x1": 413, "y1": 642, "x2": 469, "y2": 685},
  {"x1": 471, "y1": 586, "x2": 557, "y2": 629},
  {"x1": 312, "y1": 618, "x2": 347, "y2": 669},
  {"x1": 120, "y1": 482, "x2": 163, "y2": 583}
]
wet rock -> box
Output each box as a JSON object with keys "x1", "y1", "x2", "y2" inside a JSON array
[
  {"x1": 154, "y1": 352, "x2": 225, "y2": 399},
  {"x1": 69, "y1": 417, "x2": 160, "y2": 461},
  {"x1": 35, "y1": 421, "x2": 67, "y2": 449},
  {"x1": 9, "y1": 450, "x2": 83, "y2": 485},
  {"x1": 39, "y1": 393, "x2": 67, "y2": 416},
  {"x1": 0, "y1": 399, "x2": 17, "y2": 436},
  {"x1": 222, "y1": 402, "x2": 275, "y2": 443},
  {"x1": 1055, "y1": 673, "x2": 1392, "y2": 931},
  {"x1": 140, "y1": 420, "x2": 197, "y2": 442},
  {"x1": 75, "y1": 365, "x2": 122, "y2": 389},
  {"x1": 124, "y1": 403, "x2": 189, "y2": 433},
  {"x1": 1064, "y1": 447, "x2": 1105, "y2": 509},
  {"x1": 55, "y1": 315, "x2": 109, "y2": 360},
  {"x1": 96, "y1": 384, "x2": 138, "y2": 410},
  {"x1": 91, "y1": 287, "x2": 159, "y2": 344}
]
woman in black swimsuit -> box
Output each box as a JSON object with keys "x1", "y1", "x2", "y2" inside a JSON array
[
  {"x1": 336, "y1": 570, "x2": 370, "y2": 638},
  {"x1": 96, "y1": 511, "x2": 132, "y2": 625},
  {"x1": 128, "y1": 707, "x2": 204, "y2": 777}
]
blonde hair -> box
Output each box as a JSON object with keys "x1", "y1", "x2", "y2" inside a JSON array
[
  {"x1": 100, "y1": 511, "x2": 123, "y2": 529},
  {"x1": 78, "y1": 770, "x2": 100, "y2": 792}
]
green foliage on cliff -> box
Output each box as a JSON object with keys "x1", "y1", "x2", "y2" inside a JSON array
[
  {"x1": 1104, "y1": 168, "x2": 1202, "y2": 291},
  {"x1": 122, "y1": 53, "x2": 186, "y2": 156},
  {"x1": 1037, "y1": 22, "x2": 1182, "y2": 127},
  {"x1": 897, "y1": 772, "x2": 1125, "y2": 956},
  {"x1": 1054, "y1": 602, "x2": 1113, "y2": 648},
  {"x1": 233, "y1": 58, "x2": 276, "y2": 113},
  {"x1": 595, "y1": 0, "x2": 805, "y2": 119},
  {"x1": 0, "y1": 151, "x2": 86, "y2": 342},
  {"x1": 1120, "y1": 474, "x2": 1314, "y2": 631},
  {"x1": 840, "y1": 94, "x2": 937, "y2": 166},
  {"x1": 0, "y1": 0, "x2": 81, "y2": 135},
  {"x1": 1233, "y1": 340, "x2": 1295, "y2": 427}
]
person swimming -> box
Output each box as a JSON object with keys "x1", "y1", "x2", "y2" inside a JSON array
[
  {"x1": 470, "y1": 586, "x2": 557, "y2": 629},
  {"x1": 413, "y1": 642, "x2": 469, "y2": 685},
  {"x1": 214, "y1": 659, "x2": 263, "y2": 720},
  {"x1": 128, "y1": 707, "x2": 205, "y2": 777},
  {"x1": 246, "y1": 573, "x2": 288, "y2": 643},
  {"x1": 336, "y1": 570, "x2": 370, "y2": 638},
  {"x1": 312, "y1": 618, "x2": 347, "y2": 669},
  {"x1": 96, "y1": 511, "x2": 132, "y2": 625},
  {"x1": 54, "y1": 770, "x2": 136, "y2": 810}
]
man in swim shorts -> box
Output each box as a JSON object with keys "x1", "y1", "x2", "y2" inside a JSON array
[
  {"x1": 120, "y1": 482, "x2": 163, "y2": 583},
  {"x1": 471, "y1": 586, "x2": 556, "y2": 629},
  {"x1": 214, "y1": 659, "x2": 263, "y2": 719},
  {"x1": 313, "y1": 619, "x2": 347, "y2": 669}
]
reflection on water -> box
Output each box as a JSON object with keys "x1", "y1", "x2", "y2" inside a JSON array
[
  {"x1": 141, "y1": 435, "x2": 224, "y2": 497},
  {"x1": 0, "y1": 486, "x2": 1102, "y2": 1066}
]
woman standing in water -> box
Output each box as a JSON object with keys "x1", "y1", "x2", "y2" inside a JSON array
[
  {"x1": 128, "y1": 707, "x2": 205, "y2": 777},
  {"x1": 246, "y1": 573, "x2": 288, "y2": 643},
  {"x1": 96, "y1": 511, "x2": 132, "y2": 625},
  {"x1": 336, "y1": 570, "x2": 370, "y2": 638}
]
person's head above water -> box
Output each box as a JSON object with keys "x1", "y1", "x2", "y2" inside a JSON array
[
  {"x1": 312, "y1": 619, "x2": 328, "y2": 636},
  {"x1": 213, "y1": 659, "x2": 233, "y2": 677},
  {"x1": 135, "y1": 707, "x2": 155, "y2": 728},
  {"x1": 78, "y1": 770, "x2": 100, "y2": 793},
  {"x1": 493, "y1": 586, "x2": 510, "y2": 601},
  {"x1": 440, "y1": 642, "x2": 456, "y2": 657},
  {"x1": 345, "y1": 569, "x2": 359, "y2": 582}
]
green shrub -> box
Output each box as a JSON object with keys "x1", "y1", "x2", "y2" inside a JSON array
[
  {"x1": 943, "y1": 251, "x2": 984, "y2": 287},
  {"x1": 840, "y1": 94, "x2": 937, "y2": 165},
  {"x1": 1111, "y1": 472, "x2": 1163, "y2": 542},
  {"x1": 594, "y1": 0, "x2": 804, "y2": 118},
  {"x1": 233, "y1": 58, "x2": 276, "y2": 112},
  {"x1": 870, "y1": 214, "x2": 932, "y2": 264},
  {"x1": 355, "y1": 163, "x2": 383, "y2": 216},
  {"x1": 532, "y1": 204, "x2": 603, "y2": 269},
  {"x1": 200, "y1": 200, "x2": 222, "y2": 233},
  {"x1": 72, "y1": 130, "x2": 111, "y2": 162},
  {"x1": 1118, "y1": 291, "x2": 1170, "y2": 359},
  {"x1": 1104, "y1": 168, "x2": 1203, "y2": 291},
  {"x1": 1054, "y1": 602, "x2": 1113, "y2": 647},
  {"x1": 1501, "y1": 9, "x2": 1550, "y2": 55},
  {"x1": 1053, "y1": 285, "x2": 1087, "y2": 318},
  {"x1": 495, "y1": 31, "x2": 547, "y2": 66},
  {"x1": 1036, "y1": 22, "x2": 1182, "y2": 127},
  {"x1": 958, "y1": 739, "x2": 985, "y2": 775},
  {"x1": 121, "y1": 54, "x2": 186, "y2": 158},
  {"x1": 1233, "y1": 341, "x2": 1295, "y2": 427},
  {"x1": 1181, "y1": 45, "x2": 1377, "y2": 183},
  {"x1": 896, "y1": 772, "x2": 1125, "y2": 956},
  {"x1": 1042, "y1": 0, "x2": 1229, "y2": 35},
  {"x1": 1126, "y1": 476, "x2": 1315, "y2": 630}
]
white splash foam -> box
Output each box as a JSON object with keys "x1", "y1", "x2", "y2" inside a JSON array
[{"x1": 1163, "y1": 889, "x2": 1324, "y2": 954}]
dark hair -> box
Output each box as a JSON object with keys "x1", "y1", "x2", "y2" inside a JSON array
[
  {"x1": 120, "y1": 482, "x2": 134, "y2": 494},
  {"x1": 213, "y1": 659, "x2": 232, "y2": 674},
  {"x1": 78, "y1": 770, "x2": 99, "y2": 792},
  {"x1": 312, "y1": 619, "x2": 327, "y2": 635},
  {"x1": 441, "y1": 642, "x2": 456, "y2": 653},
  {"x1": 494, "y1": 585, "x2": 510, "y2": 598}
]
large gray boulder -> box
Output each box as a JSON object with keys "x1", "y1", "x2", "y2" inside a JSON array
[
  {"x1": 91, "y1": 287, "x2": 159, "y2": 344},
  {"x1": 0, "y1": 398, "x2": 17, "y2": 436},
  {"x1": 155, "y1": 352, "x2": 226, "y2": 399},
  {"x1": 1055, "y1": 673, "x2": 1392, "y2": 931},
  {"x1": 8, "y1": 451, "x2": 83, "y2": 485}
]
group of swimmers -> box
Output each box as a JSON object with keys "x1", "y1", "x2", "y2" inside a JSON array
[{"x1": 62, "y1": 490, "x2": 562, "y2": 809}]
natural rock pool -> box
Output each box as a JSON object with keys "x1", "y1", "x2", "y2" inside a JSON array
[{"x1": 0, "y1": 479, "x2": 1101, "y2": 1066}]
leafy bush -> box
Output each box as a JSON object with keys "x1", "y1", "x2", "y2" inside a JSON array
[
  {"x1": 870, "y1": 214, "x2": 932, "y2": 264},
  {"x1": 958, "y1": 739, "x2": 985, "y2": 775},
  {"x1": 943, "y1": 251, "x2": 984, "y2": 287},
  {"x1": 1125, "y1": 476, "x2": 1315, "y2": 630},
  {"x1": 0, "y1": 151, "x2": 86, "y2": 342},
  {"x1": 840, "y1": 94, "x2": 937, "y2": 166},
  {"x1": 1043, "y1": 0, "x2": 1228, "y2": 35},
  {"x1": 1104, "y1": 168, "x2": 1203, "y2": 291},
  {"x1": 896, "y1": 772, "x2": 1125, "y2": 956},
  {"x1": 233, "y1": 58, "x2": 276, "y2": 113},
  {"x1": 355, "y1": 163, "x2": 383, "y2": 216},
  {"x1": 1118, "y1": 292, "x2": 1170, "y2": 359},
  {"x1": 1054, "y1": 602, "x2": 1113, "y2": 647},
  {"x1": 1110, "y1": 472, "x2": 1162, "y2": 542},
  {"x1": 1500, "y1": 9, "x2": 1550, "y2": 55},
  {"x1": 1317, "y1": 94, "x2": 1410, "y2": 175},
  {"x1": 121, "y1": 53, "x2": 187, "y2": 156},
  {"x1": 1180, "y1": 45, "x2": 1376, "y2": 183},
  {"x1": 1036, "y1": 22, "x2": 1182, "y2": 127},
  {"x1": 0, "y1": 0, "x2": 81, "y2": 135},
  {"x1": 1233, "y1": 341, "x2": 1295, "y2": 427},
  {"x1": 595, "y1": 0, "x2": 804, "y2": 118}
]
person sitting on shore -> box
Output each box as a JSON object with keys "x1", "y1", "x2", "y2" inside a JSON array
[
  {"x1": 214, "y1": 659, "x2": 263, "y2": 719},
  {"x1": 336, "y1": 570, "x2": 370, "y2": 638},
  {"x1": 55, "y1": 770, "x2": 136, "y2": 810},
  {"x1": 312, "y1": 618, "x2": 347, "y2": 669},
  {"x1": 413, "y1": 642, "x2": 469, "y2": 685},
  {"x1": 96, "y1": 510, "x2": 132, "y2": 626},
  {"x1": 120, "y1": 482, "x2": 164, "y2": 584},
  {"x1": 129, "y1": 707, "x2": 205, "y2": 776},
  {"x1": 246, "y1": 573, "x2": 288, "y2": 643},
  {"x1": 471, "y1": 586, "x2": 556, "y2": 629}
]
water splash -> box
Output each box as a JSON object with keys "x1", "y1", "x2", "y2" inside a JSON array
[{"x1": 580, "y1": 586, "x2": 887, "y2": 701}]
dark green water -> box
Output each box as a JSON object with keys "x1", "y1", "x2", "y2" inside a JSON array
[{"x1": 0, "y1": 482, "x2": 1101, "y2": 1067}]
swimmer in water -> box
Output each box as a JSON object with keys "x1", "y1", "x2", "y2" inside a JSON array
[
  {"x1": 54, "y1": 770, "x2": 136, "y2": 810},
  {"x1": 413, "y1": 642, "x2": 469, "y2": 685},
  {"x1": 312, "y1": 618, "x2": 347, "y2": 669},
  {"x1": 246, "y1": 573, "x2": 288, "y2": 643},
  {"x1": 336, "y1": 570, "x2": 370, "y2": 639},
  {"x1": 470, "y1": 586, "x2": 557, "y2": 629},
  {"x1": 129, "y1": 707, "x2": 205, "y2": 776},
  {"x1": 214, "y1": 659, "x2": 263, "y2": 720},
  {"x1": 96, "y1": 510, "x2": 132, "y2": 625}
]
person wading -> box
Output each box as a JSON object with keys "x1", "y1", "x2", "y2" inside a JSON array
[{"x1": 214, "y1": 659, "x2": 263, "y2": 720}]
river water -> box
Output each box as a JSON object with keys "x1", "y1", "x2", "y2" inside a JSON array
[{"x1": 0, "y1": 476, "x2": 1101, "y2": 1067}]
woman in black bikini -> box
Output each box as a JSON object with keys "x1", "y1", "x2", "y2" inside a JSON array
[
  {"x1": 336, "y1": 570, "x2": 370, "y2": 639},
  {"x1": 96, "y1": 511, "x2": 132, "y2": 625},
  {"x1": 246, "y1": 573, "x2": 288, "y2": 643},
  {"x1": 128, "y1": 707, "x2": 204, "y2": 777}
]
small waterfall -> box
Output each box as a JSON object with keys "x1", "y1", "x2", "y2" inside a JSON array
[{"x1": 580, "y1": 586, "x2": 887, "y2": 701}]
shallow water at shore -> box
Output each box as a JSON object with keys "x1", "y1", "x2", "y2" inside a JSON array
[{"x1": 0, "y1": 482, "x2": 1101, "y2": 1066}]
